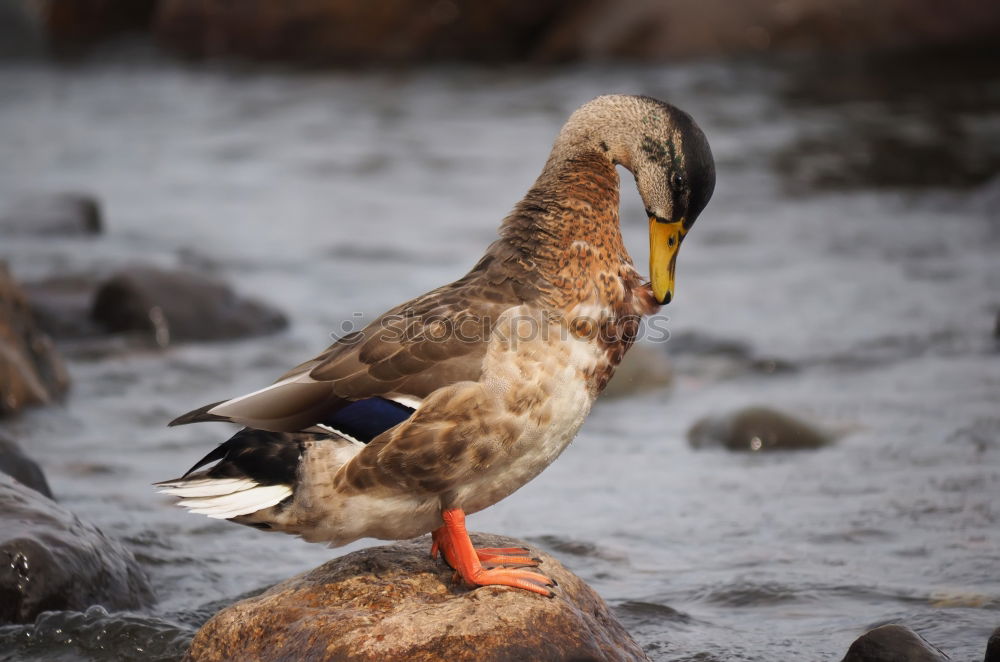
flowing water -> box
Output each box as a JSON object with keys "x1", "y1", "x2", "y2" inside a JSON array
[{"x1": 0, "y1": 45, "x2": 998, "y2": 661}]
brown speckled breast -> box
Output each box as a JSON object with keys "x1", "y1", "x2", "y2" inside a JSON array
[{"x1": 501, "y1": 151, "x2": 661, "y2": 397}]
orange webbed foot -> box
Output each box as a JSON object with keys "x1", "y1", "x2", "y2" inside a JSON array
[
  {"x1": 431, "y1": 510, "x2": 554, "y2": 597},
  {"x1": 432, "y1": 528, "x2": 540, "y2": 568}
]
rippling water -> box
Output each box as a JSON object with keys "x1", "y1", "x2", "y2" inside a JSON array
[{"x1": 1, "y1": 46, "x2": 998, "y2": 661}]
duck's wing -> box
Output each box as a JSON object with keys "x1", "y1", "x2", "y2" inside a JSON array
[
  {"x1": 170, "y1": 249, "x2": 536, "y2": 433},
  {"x1": 332, "y1": 303, "x2": 551, "y2": 499}
]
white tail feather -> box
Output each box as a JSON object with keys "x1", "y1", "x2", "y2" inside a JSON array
[
  {"x1": 156, "y1": 477, "x2": 258, "y2": 498},
  {"x1": 159, "y1": 479, "x2": 292, "y2": 519}
]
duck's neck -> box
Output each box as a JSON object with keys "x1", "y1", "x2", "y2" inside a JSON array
[{"x1": 498, "y1": 149, "x2": 634, "y2": 306}]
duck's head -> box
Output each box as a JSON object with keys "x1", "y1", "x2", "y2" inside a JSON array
[{"x1": 558, "y1": 95, "x2": 716, "y2": 304}]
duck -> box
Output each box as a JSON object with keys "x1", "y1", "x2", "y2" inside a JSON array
[{"x1": 158, "y1": 94, "x2": 715, "y2": 596}]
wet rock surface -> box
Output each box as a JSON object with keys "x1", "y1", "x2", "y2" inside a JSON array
[
  {"x1": 0, "y1": 436, "x2": 52, "y2": 498},
  {"x1": 0, "y1": 605, "x2": 194, "y2": 662},
  {"x1": 688, "y1": 406, "x2": 835, "y2": 452},
  {"x1": 0, "y1": 474, "x2": 154, "y2": 625},
  {"x1": 185, "y1": 534, "x2": 650, "y2": 662},
  {"x1": 0, "y1": 263, "x2": 70, "y2": 417},
  {"x1": 986, "y1": 626, "x2": 1000, "y2": 662},
  {"x1": 0, "y1": 193, "x2": 102, "y2": 236},
  {"x1": 841, "y1": 624, "x2": 949, "y2": 662},
  {"x1": 91, "y1": 266, "x2": 287, "y2": 346}
]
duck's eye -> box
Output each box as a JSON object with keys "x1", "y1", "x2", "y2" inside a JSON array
[{"x1": 671, "y1": 172, "x2": 686, "y2": 191}]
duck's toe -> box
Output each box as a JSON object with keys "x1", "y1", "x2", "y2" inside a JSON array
[
  {"x1": 464, "y1": 566, "x2": 555, "y2": 596},
  {"x1": 476, "y1": 547, "x2": 540, "y2": 568}
]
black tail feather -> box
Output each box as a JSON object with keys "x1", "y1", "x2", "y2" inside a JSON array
[
  {"x1": 182, "y1": 428, "x2": 324, "y2": 486},
  {"x1": 180, "y1": 443, "x2": 229, "y2": 478}
]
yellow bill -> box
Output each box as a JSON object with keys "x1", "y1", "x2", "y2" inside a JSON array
[{"x1": 649, "y1": 216, "x2": 687, "y2": 304}]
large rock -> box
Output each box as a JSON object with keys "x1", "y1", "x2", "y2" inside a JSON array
[
  {"x1": 185, "y1": 534, "x2": 650, "y2": 662},
  {"x1": 0, "y1": 474, "x2": 154, "y2": 624},
  {"x1": 841, "y1": 624, "x2": 949, "y2": 662},
  {"x1": 0, "y1": 193, "x2": 102, "y2": 236},
  {"x1": 688, "y1": 406, "x2": 835, "y2": 452},
  {"x1": 0, "y1": 436, "x2": 52, "y2": 498},
  {"x1": 91, "y1": 266, "x2": 287, "y2": 346},
  {"x1": 986, "y1": 626, "x2": 1000, "y2": 662},
  {"x1": 0, "y1": 263, "x2": 70, "y2": 417}
]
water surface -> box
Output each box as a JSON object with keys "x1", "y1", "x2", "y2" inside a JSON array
[{"x1": 0, "y1": 48, "x2": 998, "y2": 660}]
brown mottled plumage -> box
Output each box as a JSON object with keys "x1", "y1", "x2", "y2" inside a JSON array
[{"x1": 158, "y1": 94, "x2": 715, "y2": 596}]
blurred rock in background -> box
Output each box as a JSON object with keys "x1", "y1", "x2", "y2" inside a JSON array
[
  {"x1": 90, "y1": 266, "x2": 289, "y2": 346},
  {"x1": 10, "y1": 0, "x2": 1000, "y2": 63},
  {"x1": 0, "y1": 436, "x2": 52, "y2": 498},
  {"x1": 17, "y1": 0, "x2": 158, "y2": 54},
  {"x1": 840, "y1": 624, "x2": 949, "y2": 662},
  {"x1": 1, "y1": 193, "x2": 103, "y2": 237},
  {"x1": 154, "y1": 0, "x2": 569, "y2": 64},
  {"x1": 687, "y1": 406, "x2": 836, "y2": 452},
  {"x1": 0, "y1": 264, "x2": 69, "y2": 418}
]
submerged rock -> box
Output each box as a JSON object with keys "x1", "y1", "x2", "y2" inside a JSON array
[
  {"x1": 841, "y1": 624, "x2": 949, "y2": 662},
  {"x1": 185, "y1": 534, "x2": 650, "y2": 662},
  {"x1": 0, "y1": 263, "x2": 70, "y2": 417},
  {"x1": 18, "y1": 266, "x2": 288, "y2": 352},
  {"x1": 688, "y1": 406, "x2": 835, "y2": 452},
  {"x1": 91, "y1": 266, "x2": 287, "y2": 346},
  {"x1": 665, "y1": 329, "x2": 797, "y2": 382},
  {"x1": 602, "y1": 342, "x2": 673, "y2": 399},
  {"x1": 0, "y1": 193, "x2": 102, "y2": 236},
  {"x1": 22, "y1": 274, "x2": 105, "y2": 341},
  {"x1": 0, "y1": 474, "x2": 154, "y2": 624},
  {"x1": 0, "y1": 436, "x2": 52, "y2": 498}
]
